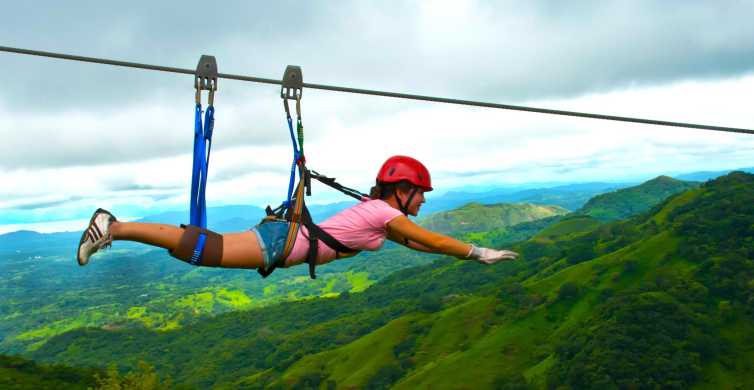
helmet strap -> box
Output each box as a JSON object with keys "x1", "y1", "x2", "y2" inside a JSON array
[{"x1": 395, "y1": 187, "x2": 418, "y2": 216}]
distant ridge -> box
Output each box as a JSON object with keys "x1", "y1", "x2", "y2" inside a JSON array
[
  {"x1": 422, "y1": 182, "x2": 628, "y2": 214},
  {"x1": 2, "y1": 166, "x2": 750, "y2": 236},
  {"x1": 0, "y1": 230, "x2": 81, "y2": 254},
  {"x1": 675, "y1": 166, "x2": 754, "y2": 181},
  {"x1": 419, "y1": 202, "x2": 569, "y2": 235},
  {"x1": 578, "y1": 175, "x2": 699, "y2": 221}
]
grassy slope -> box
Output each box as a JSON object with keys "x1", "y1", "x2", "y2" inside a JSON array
[
  {"x1": 278, "y1": 313, "x2": 418, "y2": 388},
  {"x1": 277, "y1": 232, "x2": 680, "y2": 389},
  {"x1": 274, "y1": 298, "x2": 500, "y2": 389},
  {"x1": 533, "y1": 215, "x2": 601, "y2": 240},
  {"x1": 394, "y1": 298, "x2": 539, "y2": 389}
]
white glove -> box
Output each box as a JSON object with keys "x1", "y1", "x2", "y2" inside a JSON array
[{"x1": 466, "y1": 245, "x2": 519, "y2": 265}]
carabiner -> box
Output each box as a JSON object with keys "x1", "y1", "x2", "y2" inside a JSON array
[{"x1": 296, "y1": 94, "x2": 302, "y2": 119}]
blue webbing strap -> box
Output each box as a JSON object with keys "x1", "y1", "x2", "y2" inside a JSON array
[
  {"x1": 198, "y1": 105, "x2": 215, "y2": 228},
  {"x1": 284, "y1": 107, "x2": 300, "y2": 208},
  {"x1": 190, "y1": 103, "x2": 203, "y2": 226},
  {"x1": 189, "y1": 103, "x2": 215, "y2": 265}
]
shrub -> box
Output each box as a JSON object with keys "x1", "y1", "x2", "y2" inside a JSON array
[{"x1": 557, "y1": 282, "x2": 580, "y2": 301}]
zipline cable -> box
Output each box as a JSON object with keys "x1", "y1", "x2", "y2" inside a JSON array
[{"x1": 1, "y1": 45, "x2": 752, "y2": 136}]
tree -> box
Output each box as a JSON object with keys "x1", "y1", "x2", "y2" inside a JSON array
[
  {"x1": 92, "y1": 361, "x2": 172, "y2": 390},
  {"x1": 557, "y1": 282, "x2": 580, "y2": 301}
]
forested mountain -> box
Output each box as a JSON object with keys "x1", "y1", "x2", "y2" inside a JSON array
[
  {"x1": 28, "y1": 172, "x2": 754, "y2": 389},
  {"x1": 419, "y1": 202, "x2": 568, "y2": 235},
  {"x1": 675, "y1": 166, "x2": 754, "y2": 182},
  {"x1": 578, "y1": 175, "x2": 699, "y2": 221},
  {"x1": 446, "y1": 175, "x2": 700, "y2": 250}
]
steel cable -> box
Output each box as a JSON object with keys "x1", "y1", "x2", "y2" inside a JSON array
[{"x1": 1, "y1": 45, "x2": 752, "y2": 135}]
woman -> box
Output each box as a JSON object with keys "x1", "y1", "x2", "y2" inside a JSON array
[{"x1": 77, "y1": 156, "x2": 519, "y2": 271}]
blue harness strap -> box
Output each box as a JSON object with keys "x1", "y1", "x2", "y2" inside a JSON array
[
  {"x1": 189, "y1": 102, "x2": 215, "y2": 264},
  {"x1": 190, "y1": 103, "x2": 203, "y2": 227},
  {"x1": 199, "y1": 105, "x2": 215, "y2": 228},
  {"x1": 186, "y1": 55, "x2": 218, "y2": 266},
  {"x1": 191, "y1": 103, "x2": 215, "y2": 228},
  {"x1": 284, "y1": 109, "x2": 300, "y2": 208}
]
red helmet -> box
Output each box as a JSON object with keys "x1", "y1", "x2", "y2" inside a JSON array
[{"x1": 376, "y1": 155, "x2": 433, "y2": 191}]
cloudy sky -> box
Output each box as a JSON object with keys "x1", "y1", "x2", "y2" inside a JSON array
[{"x1": 2, "y1": 1, "x2": 754, "y2": 232}]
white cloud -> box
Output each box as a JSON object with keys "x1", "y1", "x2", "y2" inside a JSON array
[
  {"x1": 3, "y1": 2, "x2": 754, "y2": 112},
  {"x1": 3, "y1": 2, "x2": 754, "y2": 228},
  {"x1": 3, "y1": 73, "x2": 754, "y2": 222}
]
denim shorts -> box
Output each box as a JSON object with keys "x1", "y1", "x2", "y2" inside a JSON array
[{"x1": 251, "y1": 220, "x2": 291, "y2": 270}]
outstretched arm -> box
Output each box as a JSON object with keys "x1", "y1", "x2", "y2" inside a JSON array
[
  {"x1": 386, "y1": 216, "x2": 519, "y2": 264},
  {"x1": 387, "y1": 234, "x2": 437, "y2": 253},
  {"x1": 386, "y1": 216, "x2": 472, "y2": 258}
]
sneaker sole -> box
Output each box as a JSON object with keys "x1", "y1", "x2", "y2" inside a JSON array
[{"x1": 77, "y1": 208, "x2": 115, "y2": 266}]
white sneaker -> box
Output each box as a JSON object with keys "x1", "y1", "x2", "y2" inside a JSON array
[{"x1": 77, "y1": 208, "x2": 117, "y2": 266}]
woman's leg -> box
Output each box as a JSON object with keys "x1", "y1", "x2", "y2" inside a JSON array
[{"x1": 109, "y1": 221, "x2": 264, "y2": 269}]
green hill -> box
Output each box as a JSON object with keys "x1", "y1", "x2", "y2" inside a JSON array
[
  {"x1": 0, "y1": 354, "x2": 101, "y2": 389},
  {"x1": 27, "y1": 172, "x2": 754, "y2": 388},
  {"x1": 578, "y1": 175, "x2": 698, "y2": 221},
  {"x1": 420, "y1": 202, "x2": 569, "y2": 235}
]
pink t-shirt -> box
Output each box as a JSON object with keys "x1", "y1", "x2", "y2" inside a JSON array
[{"x1": 285, "y1": 199, "x2": 403, "y2": 266}]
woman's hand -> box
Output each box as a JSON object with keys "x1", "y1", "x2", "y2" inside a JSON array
[{"x1": 467, "y1": 245, "x2": 519, "y2": 265}]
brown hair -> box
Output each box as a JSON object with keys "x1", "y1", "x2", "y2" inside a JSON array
[{"x1": 369, "y1": 180, "x2": 414, "y2": 200}]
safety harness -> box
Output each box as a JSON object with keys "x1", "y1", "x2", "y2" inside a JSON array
[
  {"x1": 183, "y1": 61, "x2": 368, "y2": 276},
  {"x1": 256, "y1": 66, "x2": 369, "y2": 279}
]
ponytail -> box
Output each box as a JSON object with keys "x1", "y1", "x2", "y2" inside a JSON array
[
  {"x1": 369, "y1": 180, "x2": 414, "y2": 200},
  {"x1": 369, "y1": 183, "x2": 384, "y2": 200}
]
